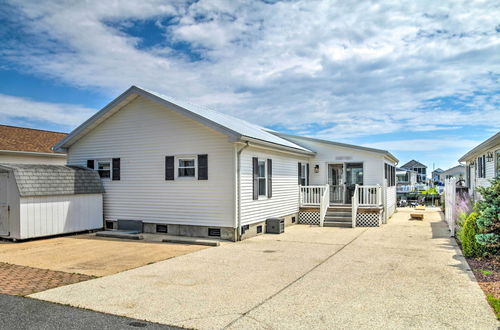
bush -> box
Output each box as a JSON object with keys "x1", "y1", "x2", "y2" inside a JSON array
[
  {"x1": 475, "y1": 176, "x2": 500, "y2": 254},
  {"x1": 458, "y1": 212, "x2": 486, "y2": 257}
]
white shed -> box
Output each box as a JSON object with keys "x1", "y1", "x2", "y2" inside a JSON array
[{"x1": 0, "y1": 164, "x2": 104, "y2": 240}]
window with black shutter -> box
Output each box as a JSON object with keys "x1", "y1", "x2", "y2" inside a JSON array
[
  {"x1": 298, "y1": 162, "x2": 302, "y2": 185},
  {"x1": 267, "y1": 159, "x2": 272, "y2": 198},
  {"x1": 198, "y1": 154, "x2": 208, "y2": 180},
  {"x1": 112, "y1": 158, "x2": 120, "y2": 181},
  {"x1": 252, "y1": 157, "x2": 259, "y2": 200},
  {"x1": 165, "y1": 156, "x2": 175, "y2": 180}
]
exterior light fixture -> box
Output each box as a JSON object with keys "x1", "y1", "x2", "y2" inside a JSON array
[
  {"x1": 314, "y1": 164, "x2": 320, "y2": 173},
  {"x1": 487, "y1": 152, "x2": 494, "y2": 162}
]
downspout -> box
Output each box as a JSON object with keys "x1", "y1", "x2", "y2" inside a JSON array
[{"x1": 236, "y1": 141, "x2": 249, "y2": 241}]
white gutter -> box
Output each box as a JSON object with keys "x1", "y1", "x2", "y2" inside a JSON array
[
  {"x1": 236, "y1": 141, "x2": 249, "y2": 241},
  {"x1": 0, "y1": 150, "x2": 66, "y2": 158}
]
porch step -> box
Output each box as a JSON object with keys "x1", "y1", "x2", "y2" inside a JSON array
[
  {"x1": 326, "y1": 211, "x2": 351, "y2": 217},
  {"x1": 324, "y1": 216, "x2": 351, "y2": 223},
  {"x1": 323, "y1": 221, "x2": 352, "y2": 228},
  {"x1": 328, "y1": 206, "x2": 352, "y2": 212}
]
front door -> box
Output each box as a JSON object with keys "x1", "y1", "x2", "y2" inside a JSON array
[
  {"x1": 0, "y1": 173, "x2": 9, "y2": 236},
  {"x1": 345, "y1": 163, "x2": 363, "y2": 204},
  {"x1": 328, "y1": 164, "x2": 344, "y2": 203}
]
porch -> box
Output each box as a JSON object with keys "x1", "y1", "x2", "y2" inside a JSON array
[{"x1": 299, "y1": 184, "x2": 387, "y2": 227}]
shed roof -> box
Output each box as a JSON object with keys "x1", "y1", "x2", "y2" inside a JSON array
[
  {"x1": 0, "y1": 164, "x2": 104, "y2": 197},
  {"x1": 0, "y1": 125, "x2": 67, "y2": 154}
]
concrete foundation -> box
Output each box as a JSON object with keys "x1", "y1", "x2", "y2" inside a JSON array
[{"x1": 240, "y1": 212, "x2": 298, "y2": 240}]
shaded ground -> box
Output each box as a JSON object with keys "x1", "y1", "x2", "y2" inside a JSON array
[
  {"x1": 468, "y1": 256, "x2": 500, "y2": 300},
  {"x1": 0, "y1": 294, "x2": 181, "y2": 330},
  {"x1": 31, "y1": 208, "x2": 497, "y2": 329},
  {"x1": 0, "y1": 262, "x2": 94, "y2": 296},
  {"x1": 0, "y1": 234, "x2": 207, "y2": 276}
]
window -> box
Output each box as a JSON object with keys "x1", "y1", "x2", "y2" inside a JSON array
[
  {"x1": 496, "y1": 150, "x2": 500, "y2": 177},
  {"x1": 178, "y1": 158, "x2": 195, "y2": 177},
  {"x1": 258, "y1": 159, "x2": 266, "y2": 196},
  {"x1": 300, "y1": 163, "x2": 307, "y2": 185},
  {"x1": 477, "y1": 155, "x2": 486, "y2": 178},
  {"x1": 97, "y1": 160, "x2": 111, "y2": 178},
  {"x1": 384, "y1": 163, "x2": 396, "y2": 187}
]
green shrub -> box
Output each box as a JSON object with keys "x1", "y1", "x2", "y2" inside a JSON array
[
  {"x1": 486, "y1": 295, "x2": 500, "y2": 320},
  {"x1": 458, "y1": 212, "x2": 486, "y2": 257},
  {"x1": 475, "y1": 176, "x2": 500, "y2": 254}
]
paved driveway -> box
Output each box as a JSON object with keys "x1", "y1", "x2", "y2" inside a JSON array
[
  {"x1": 0, "y1": 234, "x2": 207, "y2": 276},
  {"x1": 31, "y1": 209, "x2": 497, "y2": 329}
]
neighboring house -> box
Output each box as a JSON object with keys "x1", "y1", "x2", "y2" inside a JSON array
[
  {"x1": 396, "y1": 167, "x2": 417, "y2": 193},
  {"x1": 400, "y1": 159, "x2": 427, "y2": 183},
  {"x1": 439, "y1": 165, "x2": 465, "y2": 183},
  {"x1": 0, "y1": 125, "x2": 67, "y2": 164},
  {"x1": 54, "y1": 86, "x2": 398, "y2": 241},
  {"x1": 431, "y1": 168, "x2": 444, "y2": 184},
  {"x1": 459, "y1": 131, "x2": 500, "y2": 200}
]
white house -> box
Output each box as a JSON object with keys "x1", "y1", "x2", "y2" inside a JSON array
[
  {"x1": 54, "y1": 86, "x2": 398, "y2": 241},
  {"x1": 400, "y1": 160, "x2": 427, "y2": 183},
  {"x1": 439, "y1": 165, "x2": 465, "y2": 183},
  {"x1": 459, "y1": 131, "x2": 500, "y2": 200},
  {"x1": 396, "y1": 167, "x2": 418, "y2": 193},
  {"x1": 0, "y1": 125, "x2": 67, "y2": 165}
]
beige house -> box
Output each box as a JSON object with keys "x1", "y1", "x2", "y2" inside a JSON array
[{"x1": 0, "y1": 125, "x2": 67, "y2": 165}]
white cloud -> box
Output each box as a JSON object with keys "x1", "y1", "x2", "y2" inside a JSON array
[
  {"x1": 0, "y1": 94, "x2": 96, "y2": 130},
  {"x1": 1, "y1": 0, "x2": 499, "y2": 139}
]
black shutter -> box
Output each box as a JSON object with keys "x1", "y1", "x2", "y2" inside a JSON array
[
  {"x1": 165, "y1": 156, "x2": 175, "y2": 180},
  {"x1": 198, "y1": 154, "x2": 208, "y2": 180},
  {"x1": 306, "y1": 163, "x2": 310, "y2": 186},
  {"x1": 267, "y1": 159, "x2": 272, "y2": 198},
  {"x1": 252, "y1": 157, "x2": 259, "y2": 200},
  {"x1": 87, "y1": 159, "x2": 94, "y2": 169},
  {"x1": 112, "y1": 158, "x2": 120, "y2": 181},
  {"x1": 298, "y1": 162, "x2": 302, "y2": 185}
]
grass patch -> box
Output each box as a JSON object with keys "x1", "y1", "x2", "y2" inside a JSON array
[
  {"x1": 486, "y1": 295, "x2": 500, "y2": 320},
  {"x1": 478, "y1": 269, "x2": 493, "y2": 276}
]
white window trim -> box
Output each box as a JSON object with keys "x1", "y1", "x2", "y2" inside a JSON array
[
  {"x1": 95, "y1": 159, "x2": 112, "y2": 180},
  {"x1": 257, "y1": 158, "x2": 268, "y2": 200},
  {"x1": 176, "y1": 156, "x2": 197, "y2": 179}
]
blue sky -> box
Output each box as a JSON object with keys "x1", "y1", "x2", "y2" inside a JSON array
[{"x1": 0, "y1": 0, "x2": 499, "y2": 170}]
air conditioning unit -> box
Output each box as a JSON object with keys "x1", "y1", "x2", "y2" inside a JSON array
[{"x1": 266, "y1": 218, "x2": 285, "y2": 234}]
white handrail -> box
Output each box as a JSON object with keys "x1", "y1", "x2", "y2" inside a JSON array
[
  {"x1": 356, "y1": 185, "x2": 382, "y2": 206},
  {"x1": 351, "y1": 184, "x2": 359, "y2": 228},
  {"x1": 319, "y1": 184, "x2": 330, "y2": 227},
  {"x1": 300, "y1": 185, "x2": 327, "y2": 206}
]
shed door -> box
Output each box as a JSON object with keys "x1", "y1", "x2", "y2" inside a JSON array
[{"x1": 0, "y1": 173, "x2": 9, "y2": 236}]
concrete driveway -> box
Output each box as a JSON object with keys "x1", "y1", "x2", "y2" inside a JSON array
[
  {"x1": 31, "y1": 209, "x2": 497, "y2": 329},
  {"x1": 0, "y1": 234, "x2": 207, "y2": 277}
]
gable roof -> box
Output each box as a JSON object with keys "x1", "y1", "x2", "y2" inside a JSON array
[
  {"x1": 0, "y1": 125, "x2": 67, "y2": 154},
  {"x1": 0, "y1": 164, "x2": 104, "y2": 197},
  {"x1": 271, "y1": 132, "x2": 399, "y2": 163},
  {"x1": 441, "y1": 164, "x2": 465, "y2": 174},
  {"x1": 432, "y1": 168, "x2": 444, "y2": 173},
  {"x1": 400, "y1": 159, "x2": 427, "y2": 169},
  {"x1": 459, "y1": 131, "x2": 500, "y2": 162},
  {"x1": 54, "y1": 86, "x2": 313, "y2": 155}
]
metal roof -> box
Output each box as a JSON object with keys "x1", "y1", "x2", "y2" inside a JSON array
[
  {"x1": 400, "y1": 159, "x2": 427, "y2": 169},
  {"x1": 55, "y1": 86, "x2": 313, "y2": 155},
  {"x1": 0, "y1": 164, "x2": 104, "y2": 197},
  {"x1": 459, "y1": 131, "x2": 500, "y2": 162}
]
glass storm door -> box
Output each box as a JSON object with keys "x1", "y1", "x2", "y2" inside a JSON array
[
  {"x1": 345, "y1": 163, "x2": 363, "y2": 204},
  {"x1": 328, "y1": 164, "x2": 344, "y2": 204}
]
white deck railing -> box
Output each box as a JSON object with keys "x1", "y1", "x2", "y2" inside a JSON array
[
  {"x1": 300, "y1": 185, "x2": 328, "y2": 206},
  {"x1": 319, "y1": 185, "x2": 330, "y2": 227},
  {"x1": 351, "y1": 184, "x2": 359, "y2": 228},
  {"x1": 356, "y1": 185, "x2": 382, "y2": 206}
]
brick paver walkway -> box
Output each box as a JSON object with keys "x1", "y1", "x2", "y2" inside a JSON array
[{"x1": 0, "y1": 262, "x2": 94, "y2": 296}]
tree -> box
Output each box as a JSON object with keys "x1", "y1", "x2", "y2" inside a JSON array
[{"x1": 475, "y1": 176, "x2": 500, "y2": 253}]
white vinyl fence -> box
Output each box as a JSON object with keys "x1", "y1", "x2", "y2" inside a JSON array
[{"x1": 444, "y1": 177, "x2": 457, "y2": 236}]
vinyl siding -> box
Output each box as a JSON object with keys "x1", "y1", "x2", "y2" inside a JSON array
[
  {"x1": 280, "y1": 137, "x2": 391, "y2": 185},
  {"x1": 464, "y1": 143, "x2": 499, "y2": 200},
  {"x1": 0, "y1": 153, "x2": 66, "y2": 165},
  {"x1": 67, "y1": 96, "x2": 236, "y2": 228},
  {"x1": 240, "y1": 146, "x2": 307, "y2": 226},
  {"x1": 18, "y1": 194, "x2": 102, "y2": 239}
]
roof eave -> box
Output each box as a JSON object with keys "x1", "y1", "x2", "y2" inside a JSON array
[
  {"x1": 459, "y1": 132, "x2": 500, "y2": 162},
  {"x1": 241, "y1": 136, "x2": 315, "y2": 156}
]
